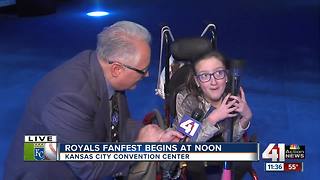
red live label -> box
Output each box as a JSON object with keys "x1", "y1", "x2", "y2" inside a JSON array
[{"x1": 284, "y1": 162, "x2": 303, "y2": 172}]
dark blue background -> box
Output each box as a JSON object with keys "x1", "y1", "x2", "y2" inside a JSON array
[{"x1": 1, "y1": 0, "x2": 319, "y2": 179}]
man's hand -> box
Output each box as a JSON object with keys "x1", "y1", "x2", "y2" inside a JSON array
[
  {"x1": 159, "y1": 129, "x2": 184, "y2": 142},
  {"x1": 135, "y1": 124, "x2": 183, "y2": 142}
]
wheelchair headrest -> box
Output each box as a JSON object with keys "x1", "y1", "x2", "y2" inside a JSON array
[
  {"x1": 170, "y1": 38, "x2": 214, "y2": 62},
  {"x1": 168, "y1": 65, "x2": 192, "y2": 117}
]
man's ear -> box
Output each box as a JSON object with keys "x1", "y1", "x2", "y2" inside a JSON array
[{"x1": 110, "y1": 63, "x2": 123, "y2": 77}]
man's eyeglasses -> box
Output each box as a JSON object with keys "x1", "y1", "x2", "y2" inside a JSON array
[
  {"x1": 108, "y1": 61, "x2": 148, "y2": 76},
  {"x1": 196, "y1": 69, "x2": 227, "y2": 83}
]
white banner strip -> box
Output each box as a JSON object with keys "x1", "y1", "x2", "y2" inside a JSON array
[{"x1": 59, "y1": 152, "x2": 258, "y2": 161}]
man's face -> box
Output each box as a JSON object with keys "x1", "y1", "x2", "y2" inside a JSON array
[{"x1": 113, "y1": 38, "x2": 151, "y2": 91}]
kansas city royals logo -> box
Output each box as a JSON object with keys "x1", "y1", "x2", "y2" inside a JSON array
[{"x1": 34, "y1": 143, "x2": 45, "y2": 160}]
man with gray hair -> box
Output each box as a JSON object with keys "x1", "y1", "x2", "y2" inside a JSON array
[{"x1": 5, "y1": 21, "x2": 183, "y2": 180}]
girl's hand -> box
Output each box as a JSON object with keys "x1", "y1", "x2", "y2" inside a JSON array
[
  {"x1": 207, "y1": 93, "x2": 238, "y2": 125},
  {"x1": 229, "y1": 87, "x2": 252, "y2": 128},
  {"x1": 229, "y1": 87, "x2": 252, "y2": 120}
]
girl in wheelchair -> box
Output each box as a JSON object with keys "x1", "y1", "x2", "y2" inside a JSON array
[
  {"x1": 174, "y1": 50, "x2": 252, "y2": 142},
  {"x1": 173, "y1": 50, "x2": 253, "y2": 179}
]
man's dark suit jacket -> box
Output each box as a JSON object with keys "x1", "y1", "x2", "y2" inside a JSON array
[{"x1": 5, "y1": 50, "x2": 141, "y2": 180}]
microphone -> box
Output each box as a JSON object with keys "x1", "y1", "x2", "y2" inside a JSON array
[
  {"x1": 177, "y1": 108, "x2": 204, "y2": 142},
  {"x1": 179, "y1": 108, "x2": 203, "y2": 142},
  {"x1": 222, "y1": 60, "x2": 243, "y2": 178},
  {"x1": 191, "y1": 108, "x2": 204, "y2": 121},
  {"x1": 230, "y1": 60, "x2": 242, "y2": 97},
  {"x1": 161, "y1": 108, "x2": 204, "y2": 180},
  {"x1": 225, "y1": 60, "x2": 243, "y2": 143}
]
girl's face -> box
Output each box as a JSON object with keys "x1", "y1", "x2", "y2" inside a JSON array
[{"x1": 194, "y1": 56, "x2": 227, "y2": 103}]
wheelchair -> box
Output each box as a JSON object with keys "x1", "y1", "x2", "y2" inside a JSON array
[{"x1": 143, "y1": 23, "x2": 258, "y2": 180}]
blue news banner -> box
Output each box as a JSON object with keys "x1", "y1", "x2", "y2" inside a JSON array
[{"x1": 58, "y1": 143, "x2": 259, "y2": 161}]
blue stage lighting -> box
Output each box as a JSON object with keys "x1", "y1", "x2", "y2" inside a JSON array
[{"x1": 86, "y1": 11, "x2": 109, "y2": 17}]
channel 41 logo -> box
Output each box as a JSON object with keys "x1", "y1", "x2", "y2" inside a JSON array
[
  {"x1": 262, "y1": 143, "x2": 305, "y2": 162},
  {"x1": 177, "y1": 115, "x2": 202, "y2": 141},
  {"x1": 24, "y1": 135, "x2": 57, "y2": 161}
]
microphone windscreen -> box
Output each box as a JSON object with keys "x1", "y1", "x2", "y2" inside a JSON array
[
  {"x1": 229, "y1": 59, "x2": 244, "y2": 76},
  {"x1": 191, "y1": 108, "x2": 204, "y2": 121}
]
